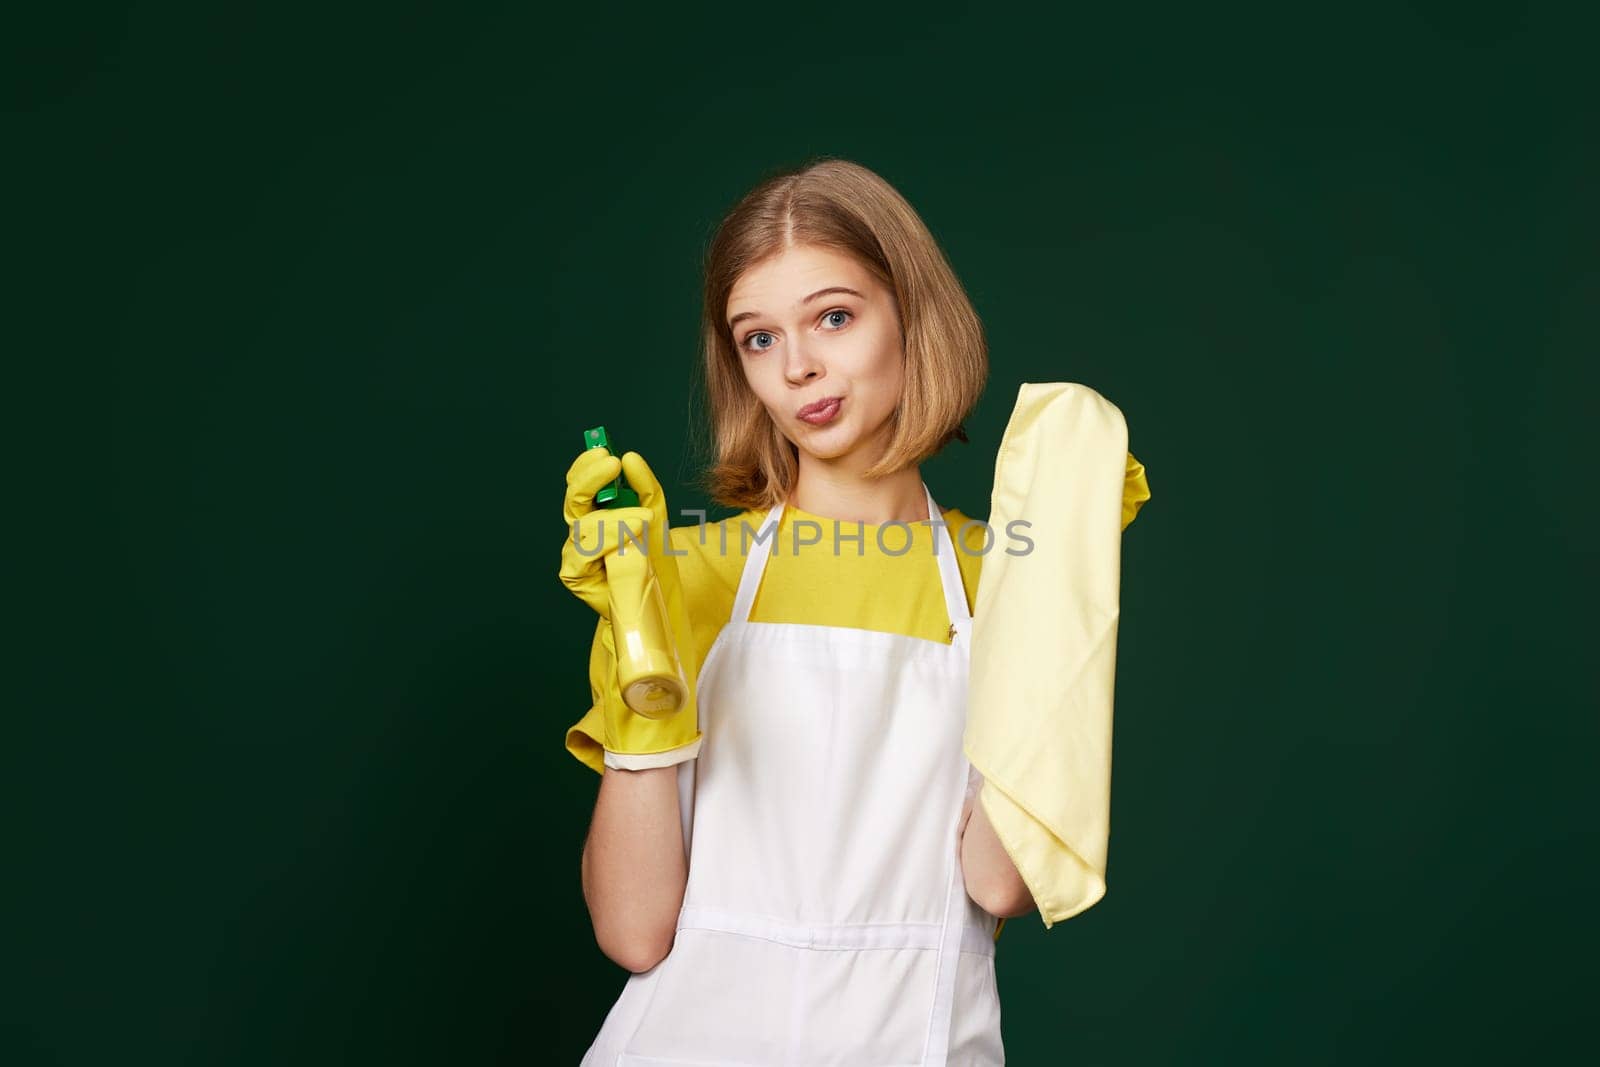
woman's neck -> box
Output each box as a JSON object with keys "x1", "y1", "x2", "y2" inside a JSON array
[{"x1": 787, "y1": 462, "x2": 928, "y2": 526}]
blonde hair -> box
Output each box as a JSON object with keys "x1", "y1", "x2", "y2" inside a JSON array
[{"x1": 691, "y1": 157, "x2": 988, "y2": 513}]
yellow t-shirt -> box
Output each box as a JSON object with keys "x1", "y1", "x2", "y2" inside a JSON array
[{"x1": 563, "y1": 453, "x2": 1151, "y2": 935}]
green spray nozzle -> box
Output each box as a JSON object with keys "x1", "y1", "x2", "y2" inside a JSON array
[{"x1": 583, "y1": 426, "x2": 640, "y2": 509}]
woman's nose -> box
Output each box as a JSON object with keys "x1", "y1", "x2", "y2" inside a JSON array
[{"x1": 783, "y1": 338, "x2": 824, "y2": 384}]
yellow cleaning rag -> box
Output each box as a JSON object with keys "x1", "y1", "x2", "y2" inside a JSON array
[{"x1": 965, "y1": 382, "x2": 1136, "y2": 929}]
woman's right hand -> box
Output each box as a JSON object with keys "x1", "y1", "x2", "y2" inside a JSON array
[
  {"x1": 559, "y1": 446, "x2": 655, "y2": 620},
  {"x1": 561, "y1": 445, "x2": 704, "y2": 776}
]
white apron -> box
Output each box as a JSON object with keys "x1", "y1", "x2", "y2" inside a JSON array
[{"x1": 581, "y1": 483, "x2": 1004, "y2": 1066}]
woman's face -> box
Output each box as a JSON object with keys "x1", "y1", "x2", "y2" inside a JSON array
[{"x1": 725, "y1": 243, "x2": 905, "y2": 467}]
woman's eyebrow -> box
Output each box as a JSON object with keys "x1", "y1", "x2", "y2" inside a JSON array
[{"x1": 728, "y1": 286, "x2": 865, "y2": 329}]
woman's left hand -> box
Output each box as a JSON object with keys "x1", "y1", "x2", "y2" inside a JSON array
[{"x1": 958, "y1": 772, "x2": 1037, "y2": 919}]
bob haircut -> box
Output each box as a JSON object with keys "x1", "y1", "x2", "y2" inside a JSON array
[{"x1": 694, "y1": 157, "x2": 988, "y2": 513}]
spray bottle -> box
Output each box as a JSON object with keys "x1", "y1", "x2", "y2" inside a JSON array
[{"x1": 584, "y1": 426, "x2": 690, "y2": 717}]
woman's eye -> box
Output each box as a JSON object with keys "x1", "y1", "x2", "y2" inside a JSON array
[{"x1": 741, "y1": 312, "x2": 848, "y2": 353}]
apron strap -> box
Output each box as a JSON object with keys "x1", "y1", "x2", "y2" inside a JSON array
[
  {"x1": 923, "y1": 479, "x2": 973, "y2": 1064},
  {"x1": 920, "y1": 757, "x2": 973, "y2": 1065},
  {"x1": 729, "y1": 498, "x2": 787, "y2": 624},
  {"x1": 923, "y1": 483, "x2": 974, "y2": 651}
]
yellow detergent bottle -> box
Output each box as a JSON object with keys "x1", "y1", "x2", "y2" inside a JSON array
[{"x1": 584, "y1": 426, "x2": 690, "y2": 718}]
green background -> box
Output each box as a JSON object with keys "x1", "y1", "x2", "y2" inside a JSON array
[{"x1": 10, "y1": 2, "x2": 1594, "y2": 1063}]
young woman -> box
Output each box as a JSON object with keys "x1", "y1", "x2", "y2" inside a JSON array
[{"x1": 560, "y1": 158, "x2": 1149, "y2": 1065}]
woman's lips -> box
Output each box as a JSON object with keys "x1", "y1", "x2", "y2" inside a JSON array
[{"x1": 796, "y1": 396, "x2": 843, "y2": 425}]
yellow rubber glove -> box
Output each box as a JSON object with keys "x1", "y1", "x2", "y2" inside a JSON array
[
  {"x1": 1123, "y1": 452, "x2": 1150, "y2": 530},
  {"x1": 559, "y1": 447, "x2": 702, "y2": 772}
]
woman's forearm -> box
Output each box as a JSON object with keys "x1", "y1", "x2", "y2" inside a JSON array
[
  {"x1": 581, "y1": 764, "x2": 688, "y2": 972},
  {"x1": 958, "y1": 784, "x2": 1037, "y2": 919}
]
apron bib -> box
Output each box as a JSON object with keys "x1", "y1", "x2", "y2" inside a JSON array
[{"x1": 582, "y1": 483, "x2": 1003, "y2": 1066}]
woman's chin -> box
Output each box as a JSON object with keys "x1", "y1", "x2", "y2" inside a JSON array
[{"x1": 792, "y1": 414, "x2": 898, "y2": 465}]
